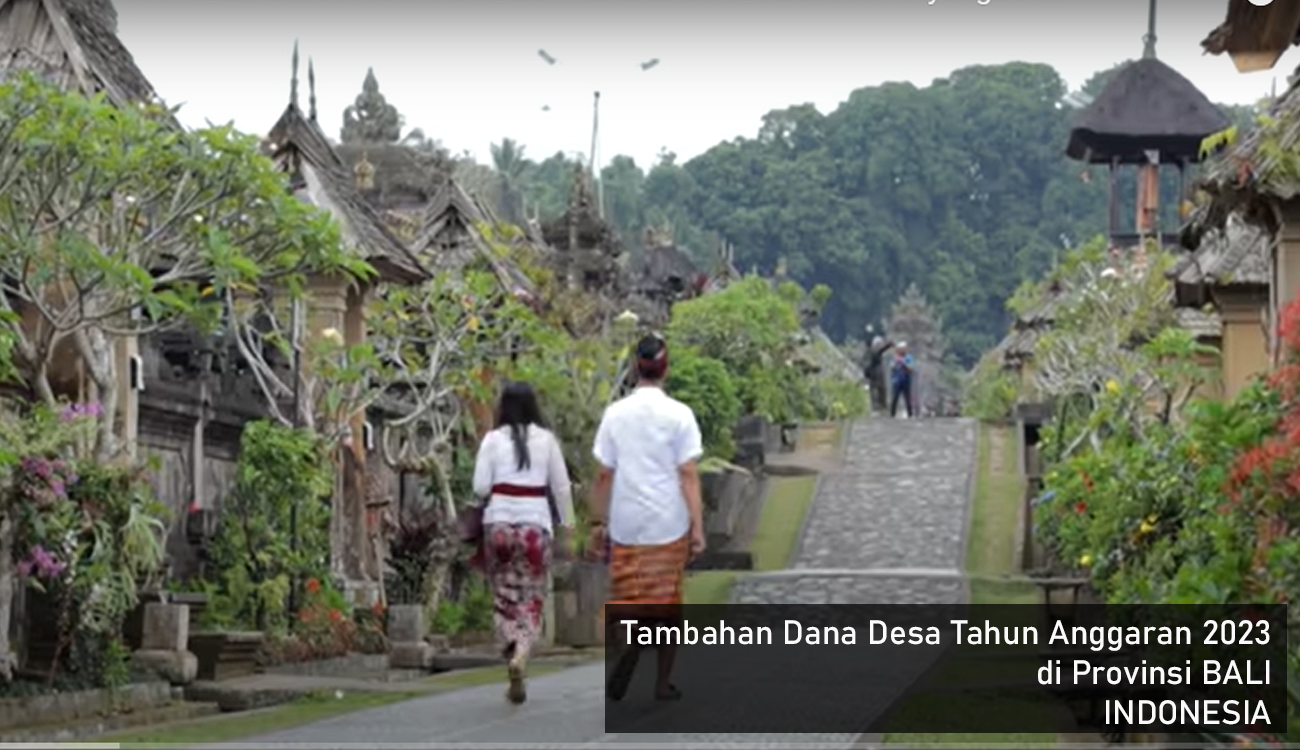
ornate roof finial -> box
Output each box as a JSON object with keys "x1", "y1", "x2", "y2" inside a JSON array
[
  {"x1": 1141, "y1": 0, "x2": 1157, "y2": 59},
  {"x1": 355, "y1": 150, "x2": 375, "y2": 191},
  {"x1": 308, "y1": 57, "x2": 317, "y2": 122},
  {"x1": 290, "y1": 40, "x2": 300, "y2": 108}
]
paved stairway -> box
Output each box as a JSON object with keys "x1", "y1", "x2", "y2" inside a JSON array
[
  {"x1": 732, "y1": 417, "x2": 976, "y2": 604},
  {"x1": 241, "y1": 418, "x2": 980, "y2": 748}
]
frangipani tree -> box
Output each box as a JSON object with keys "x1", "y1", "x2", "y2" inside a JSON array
[
  {"x1": 0, "y1": 73, "x2": 363, "y2": 460},
  {"x1": 371, "y1": 269, "x2": 539, "y2": 516},
  {"x1": 1033, "y1": 240, "x2": 1215, "y2": 458}
]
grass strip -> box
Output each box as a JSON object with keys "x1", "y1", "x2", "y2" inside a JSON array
[{"x1": 883, "y1": 422, "x2": 1058, "y2": 747}]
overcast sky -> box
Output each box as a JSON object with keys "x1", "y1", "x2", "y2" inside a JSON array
[{"x1": 116, "y1": 0, "x2": 1283, "y2": 170}]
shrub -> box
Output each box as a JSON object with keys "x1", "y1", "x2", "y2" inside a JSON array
[
  {"x1": 202, "y1": 421, "x2": 333, "y2": 633},
  {"x1": 666, "y1": 348, "x2": 742, "y2": 460},
  {"x1": 962, "y1": 351, "x2": 1019, "y2": 421}
]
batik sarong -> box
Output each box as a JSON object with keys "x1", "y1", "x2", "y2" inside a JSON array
[{"x1": 483, "y1": 522, "x2": 552, "y2": 656}]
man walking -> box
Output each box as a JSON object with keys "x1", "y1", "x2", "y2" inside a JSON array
[
  {"x1": 590, "y1": 334, "x2": 706, "y2": 702},
  {"x1": 890, "y1": 342, "x2": 916, "y2": 419},
  {"x1": 864, "y1": 336, "x2": 893, "y2": 414}
]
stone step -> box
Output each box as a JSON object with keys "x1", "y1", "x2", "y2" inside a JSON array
[
  {"x1": 0, "y1": 700, "x2": 220, "y2": 743},
  {"x1": 184, "y1": 681, "x2": 306, "y2": 712}
]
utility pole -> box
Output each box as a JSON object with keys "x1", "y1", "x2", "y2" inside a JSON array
[
  {"x1": 590, "y1": 91, "x2": 603, "y2": 219},
  {"x1": 536, "y1": 52, "x2": 658, "y2": 222}
]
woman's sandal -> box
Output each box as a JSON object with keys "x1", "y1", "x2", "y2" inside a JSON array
[
  {"x1": 654, "y1": 684, "x2": 683, "y2": 701},
  {"x1": 506, "y1": 661, "x2": 527, "y2": 705},
  {"x1": 605, "y1": 646, "x2": 640, "y2": 701},
  {"x1": 505, "y1": 646, "x2": 527, "y2": 705}
]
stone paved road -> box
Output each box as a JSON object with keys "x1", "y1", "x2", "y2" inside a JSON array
[
  {"x1": 733, "y1": 418, "x2": 977, "y2": 606},
  {"x1": 238, "y1": 418, "x2": 978, "y2": 748}
]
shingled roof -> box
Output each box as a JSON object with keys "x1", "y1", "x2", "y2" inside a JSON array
[
  {"x1": 1170, "y1": 212, "x2": 1272, "y2": 292},
  {"x1": 411, "y1": 177, "x2": 539, "y2": 298},
  {"x1": 1194, "y1": 80, "x2": 1300, "y2": 233},
  {"x1": 1175, "y1": 307, "x2": 1223, "y2": 340},
  {"x1": 0, "y1": 0, "x2": 161, "y2": 108},
  {"x1": 1066, "y1": 57, "x2": 1231, "y2": 164},
  {"x1": 264, "y1": 87, "x2": 426, "y2": 286}
]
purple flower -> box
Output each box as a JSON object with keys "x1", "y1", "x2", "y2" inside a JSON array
[
  {"x1": 49, "y1": 480, "x2": 65, "y2": 497},
  {"x1": 59, "y1": 402, "x2": 103, "y2": 422},
  {"x1": 21, "y1": 546, "x2": 65, "y2": 580}
]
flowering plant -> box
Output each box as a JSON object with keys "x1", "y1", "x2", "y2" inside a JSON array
[
  {"x1": 0, "y1": 401, "x2": 167, "y2": 686},
  {"x1": 258, "y1": 578, "x2": 386, "y2": 665}
]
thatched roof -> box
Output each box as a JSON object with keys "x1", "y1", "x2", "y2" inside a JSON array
[
  {"x1": 1170, "y1": 212, "x2": 1272, "y2": 292},
  {"x1": 798, "y1": 326, "x2": 860, "y2": 383},
  {"x1": 1202, "y1": 0, "x2": 1300, "y2": 74},
  {"x1": 265, "y1": 101, "x2": 427, "y2": 286},
  {"x1": 0, "y1": 0, "x2": 161, "y2": 109},
  {"x1": 993, "y1": 328, "x2": 1040, "y2": 364},
  {"x1": 637, "y1": 243, "x2": 698, "y2": 288},
  {"x1": 1066, "y1": 57, "x2": 1231, "y2": 164},
  {"x1": 411, "y1": 177, "x2": 539, "y2": 297}
]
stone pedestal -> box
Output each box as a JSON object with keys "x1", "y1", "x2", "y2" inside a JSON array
[
  {"x1": 553, "y1": 563, "x2": 607, "y2": 647},
  {"x1": 388, "y1": 604, "x2": 433, "y2": 669},
  {"x1": 131, "y1": 603, "x2": 198, "y2": 685}
]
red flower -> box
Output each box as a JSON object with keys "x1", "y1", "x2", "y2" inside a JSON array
[
  {"x1": 328, "y1": 609, "x2": 343, "y2": 623},
  {"x1": 188, "y1": 501, "x2": 200, "y2": 514},
  {"x1": 1074, "y1": 501, "x2": 1087, "y2": 514},
  {"x1": 305, "y1": 578, "x2": 321, "y2": 594}
]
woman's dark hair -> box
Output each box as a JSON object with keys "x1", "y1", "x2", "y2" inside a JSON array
[{"x1": 495, "y1": 381, "x2": 545, "y2": 470}]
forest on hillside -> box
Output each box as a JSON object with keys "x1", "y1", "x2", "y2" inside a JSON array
[{"x1": 375, "y1": 61, "x2": 1257, "y2": 366}]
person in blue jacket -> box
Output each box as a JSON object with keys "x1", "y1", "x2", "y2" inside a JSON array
[{"x1": 890, "y1": 342, "x2": 915, "y2": 419}]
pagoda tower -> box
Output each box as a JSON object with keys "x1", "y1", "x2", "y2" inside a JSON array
[{"x1": 1066, "y1": 0, "x2": 1230, "y2": 250}]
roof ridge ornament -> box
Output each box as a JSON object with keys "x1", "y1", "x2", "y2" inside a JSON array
[
  {"x1": 308, "y1": 57, "x2": 317, "y2": 122},
  {"x1": 290, "y1": 40, "x2": 299, "y2": 108}
]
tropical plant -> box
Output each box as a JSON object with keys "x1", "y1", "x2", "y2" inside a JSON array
[
  {"x1": 0, "y1": 73, "x2": 362, "y2": 461},
  {"x1": 0, "y1": 403, "x2": 167, "y2": 687},
  {"x1": 200, "y1": 421, "x2": 333, "y2": 632}
]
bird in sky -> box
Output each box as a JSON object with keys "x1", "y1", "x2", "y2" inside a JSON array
[
  {"x1": 541, "y1": 105, "x2": 550, "y2": 112},
  {"x1": 640, "y1": 58, "x2": 660, "y2": 71},
  {"x1": 538, "y1": 49, "x2": 557, "y2": 65}
]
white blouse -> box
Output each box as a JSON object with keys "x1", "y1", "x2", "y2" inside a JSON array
[{"x1": 472, "y1": 425, "x2": 575, "y2": 533}]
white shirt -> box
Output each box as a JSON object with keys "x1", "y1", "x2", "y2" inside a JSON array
[
  {"x1": 592, "y1": 386, "x2": 703, "y2": 545},
  {"x1": 473, "y1": 425, "x2": 575, "y2": 534}
]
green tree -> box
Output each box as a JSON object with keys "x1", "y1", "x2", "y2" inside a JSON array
[
  {"x1": 0, "y1": 73, "x2": 361, "y2": 460},
  {"x1": 490, "y1": 138, "x2": 529, "y2": 224},
  {"x1": 666, "y1": 349, "x2": 741, "y2": 460}
]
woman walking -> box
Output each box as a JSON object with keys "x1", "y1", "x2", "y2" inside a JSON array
[{"x1": 471, "y1": 382, "x2": 574, "y2": 705}]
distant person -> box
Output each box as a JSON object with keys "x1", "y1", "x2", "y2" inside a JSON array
[
  {"x1": 590, "y1": 334, "x2": 706, "y2": 703},
  {"x1": 890, "y1": 342, "x2": 916, "y2": 419},
  {"x1": 471, "y1": 382, "x2": 575, "y2": 705},
  {"x1": 864, "y1": 336, "x2": 893, "y2": 413}
]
